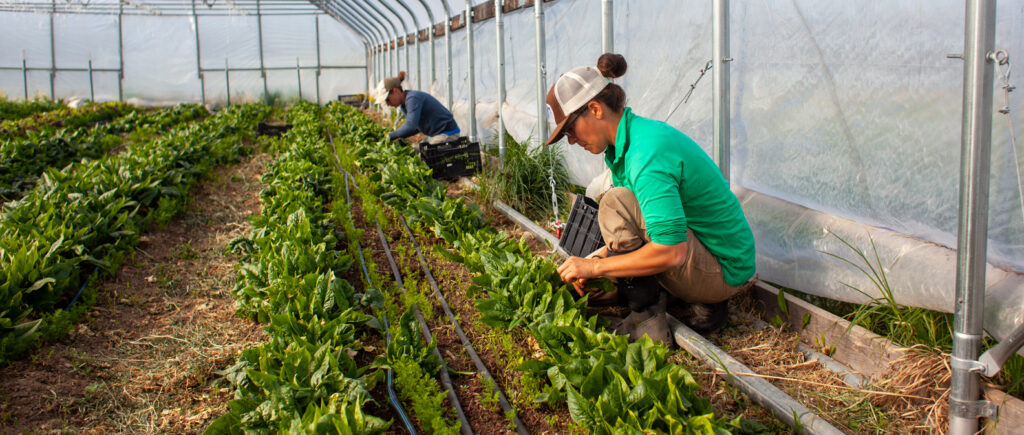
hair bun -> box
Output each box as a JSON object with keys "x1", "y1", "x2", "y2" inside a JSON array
[
  {"x1": 397, "y1": 71, "x2": 407, "y2": 82},
  {"x1": 597, "y1": 53, "x2": 627, "y2": 79}
]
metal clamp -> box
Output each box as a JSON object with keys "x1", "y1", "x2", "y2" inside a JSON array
[
  {"x1": 951, "y1": 355, "x2": 988, "y2": 374},
  {"x1": 989, "y1": 49, "x2": 1010, "y2": 65},
  {"x1": 949, "y1": 397, "x2": 998, "y2": 420}
]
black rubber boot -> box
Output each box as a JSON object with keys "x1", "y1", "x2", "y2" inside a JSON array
[
  {"x1": 614, "y1": 293, "x2": 672, "y2": 347},
  {"x1": 681, "y1": 300, "x2": 730, "y2": 335}
]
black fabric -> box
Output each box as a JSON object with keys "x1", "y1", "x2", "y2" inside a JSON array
[{"x1": 608, "y1": 245, "x2": 662, "y2": 312}]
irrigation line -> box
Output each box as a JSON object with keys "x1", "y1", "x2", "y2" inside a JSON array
[
  {"x1": 340, "y1": 161, "x2": 417, "y2": 435},
  {"x1": 375, "y1": 222, "x2": 475, "y2": 435},
  {"x1": 396, "y1": 213, "x2": 530, "y2": 435}
]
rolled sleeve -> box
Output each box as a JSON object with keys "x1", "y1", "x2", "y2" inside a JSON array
[{"x1": 628, "y1": 146, "x2": 688, "y2": 245}]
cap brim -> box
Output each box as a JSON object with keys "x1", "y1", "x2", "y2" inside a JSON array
[{"x1": 545, "y1": 112, "x2": 577, "y2": 146}]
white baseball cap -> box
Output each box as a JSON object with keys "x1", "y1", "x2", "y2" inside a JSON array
[{"x1": 544, "y1": 66, "x2": 609, "y2": 145}]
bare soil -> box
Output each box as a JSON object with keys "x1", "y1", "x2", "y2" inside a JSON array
[{"x1": 0, "y1": 153, "x2": 271, "y2": 434}]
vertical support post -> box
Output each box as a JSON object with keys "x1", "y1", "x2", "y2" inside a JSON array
[
  {"x1": 117, "y1": 0, "x2": 124, "y2": 102},
  {"x1": 315, "y1": 15, "x2": 322, "y2": 105},
  {"x1": 296, "y1": 58, "x2": 303, "y2": 101},
  {"x1": 466, "y1": 2, "x2": 476, "y2": 141},
  {"x1": 22, "y1": 55, "x2": 28, "y2": 100},
  {"x1": 225, "y1": 58, "x2": 231, "y2": 106},
  {"x1": 256, "y1": 0, "x2": 268, "y2": 102},
  {"x1": 439, "y1": 1, "x2": 453, "y2": 107},
  {"x1": 495, "y1": 0, "x2": 506, "y2": 164},
  {"x1": 712, "y1": 0, "x2": 730, "y2": 181},
  {"x1": 364, "y1": 45, "x2": 370, "y2": 106},
  {"x1": 49, "y1": 0, "x2": 56, "y2": 100},
  {"x1": 88, "y1": 58, "x2": 94, "y2": 101},
  {"x1": 601, "y1": 0, "x2": 613, "y2": 54},
  {"x1": 535, "y1": 0, "x2": 548, "y2": 146},
  {"x1": 950, "y1": 1, "x2": 997, "y2": 434},
  {"x1": 413, "y1": 0, "x2": 435, "y2": 85},
  {"x1": 192, "y1": 0, "x2": 205, "y2": 105}
]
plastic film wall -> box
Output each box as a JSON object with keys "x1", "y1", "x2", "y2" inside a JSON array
[
  {"x1": 417, "y1": 0, "x2": 1024, "y2": 341},
  {"x1": 0, "y1": 2, "x2": 367, "y2": 105}
]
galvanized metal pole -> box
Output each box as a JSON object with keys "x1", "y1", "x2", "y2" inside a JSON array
[
  {"x1": 393, "y1": 0, "x2": 422, "y2": 90},
  {"x1": 49, "y1": 0, "x2": 56, "y2": 100},
  {"x1": 495, "y1": 0, "x2": 506, "y2": 164},
  {"x1": 601, "y1": 0, "x2": 612, "y2": 54},
  {"x1": 117, "y1": 0, "x2": 124, "y2": 102},
  {"x1": 22, "y1": 55, "x2": 28, "y2": 100},
  {"x1": 315, "y1": 15, "x2": 322, "y2": 105},
  {"x1": 712, "y1": 0, "x2": 730, "y2": 181},
  {"x1": 88, "y1": 58, "x2": 94, "y2": 101},
  {"x1": 225, "y1": 58, "x2": 231, "y2": 106},
  {"x1": 350, "y1": 0, "x2": 397, "y2": 77},
  {"x1": 256, "y1": 0, "x2": 269, "y2": 102},
  {"x1": 377, "y1": 1, "x2": 411, "y2": 83},
  {"x1": 439, "y1": 1, "x2": 453, "y2": 107},
  {"x1": 413, "y1": 0, "x2": 436, "y2": 85},
  {"x1": 192, "y1": 0, "x2": 205, "y2": 105},
  {"x1": 534, "y1": 0, "x2": 547, "y2": 145},
  {"x1": 296, "y1": 58, "x2": 303, "y2": 101},
  {"x1": 465, "y1": 1, "x2": 476, "y2": 141},
  {"x1": 321, "y1": 3, "x2": 373, "y2": 104},
  {"x1": 950, "y1": 1, "x2": 998, "y2": 434}
]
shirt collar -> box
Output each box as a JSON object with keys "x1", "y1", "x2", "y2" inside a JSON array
[{"x1": 606, "y1": 107, "x2": 633, "y2": 165}]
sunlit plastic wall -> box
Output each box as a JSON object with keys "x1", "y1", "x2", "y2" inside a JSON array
[
  {"x1": 0, "y1": 3, "x2": 366, "y2": 105},
  {"x1": 421, "y1": 0, "x2": 1024, "y2": 340}
]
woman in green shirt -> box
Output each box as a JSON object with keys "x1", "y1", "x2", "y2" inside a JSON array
[{"x1": 550, "y1": 54, "x2": 756, "y2": 345}]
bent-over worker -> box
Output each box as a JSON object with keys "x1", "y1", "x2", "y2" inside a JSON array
[
  {"x1": 550, "y1": 53, "x2": 757, "y2": 346},
  {"x1": 380, "y1": 71, "x2": 461, "y2": 144}
]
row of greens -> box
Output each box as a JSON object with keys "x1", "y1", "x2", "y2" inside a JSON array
[
  {"x1": 209, "y1": 101, "x2": 390, "y2": 433},
  {"x1": 1, "y1": 103, "x2": 208, "y2": 201},
  {"x1": 329, "y1": 104, "x2": 768, "y2": 434},
  {"x1": 0, "y1": 103, "x2": 266, "y2": 365},
  {"x1": 0, "y1": 101, "x2": 132, "y2": 139},
  {"x1": 0, "y1": 97, "x2": 65, "y2": 122}
]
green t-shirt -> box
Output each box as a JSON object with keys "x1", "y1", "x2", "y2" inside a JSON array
[{"x1": 604, "y1": 107, "x2": 756, "y2": 286}]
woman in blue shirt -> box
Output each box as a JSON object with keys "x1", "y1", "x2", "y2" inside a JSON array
[{"x1": 381, "y1": 71, "x2": 461, "y2": 144}]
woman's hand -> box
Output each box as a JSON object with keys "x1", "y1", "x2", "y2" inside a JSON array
[{"x1": 558, "y1": 256, "x2": 601, "y2": 296}]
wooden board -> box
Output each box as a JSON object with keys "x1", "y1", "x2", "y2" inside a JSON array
[
  {"x1": 751, "y1": 281, "x2": 905, "y2": 379},
  {"x1": 984, "y1": 387, "x2": 1024, "y2": 434}
]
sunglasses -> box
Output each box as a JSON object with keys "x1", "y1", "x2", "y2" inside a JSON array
[{"x1": 563, "y1": 109, "x2": 587, "y2": 140}]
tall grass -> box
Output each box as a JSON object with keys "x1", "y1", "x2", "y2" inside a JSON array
[
  {"x1": 821, "y1": 232, "x2": 1024, "y2": 398},
  {"x1": 479, "y1": 132, "x2": 571, "y2": 223}
]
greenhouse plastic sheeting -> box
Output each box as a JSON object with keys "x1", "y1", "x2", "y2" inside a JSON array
[
  {"x1": 2, "y1": 0, "x2": 1024, "y2": 342},
  {"x1": 408, "y1": 0, "x2": 1024, "y2": 344},
  {"x1": 0, "y1": 3, "x2": 366, "y2": 105}
]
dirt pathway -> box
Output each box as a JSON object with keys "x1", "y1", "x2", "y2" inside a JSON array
[{"x1": 0, "y1": 153, "x2": 271, "y2": 434}]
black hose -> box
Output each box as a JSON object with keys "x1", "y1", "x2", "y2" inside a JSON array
[
  {"x1": 398, "y1": 214, "x2": 530, "y2": 435},
  {"x1": 376, "y1": 222, "x2": 475, "y2": 435},
  {"x1": 343, "y1": 170, "x2": 417, "y2": 435}
]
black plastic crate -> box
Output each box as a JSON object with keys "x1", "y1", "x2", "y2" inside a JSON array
[
  {"x1": 257, "y1": 122, "x2": 292, "y2": 137},
  {"x1": 559, "y1": 195, "x2": 605, "y2": 257},
  {"x1": 418, "y1": 137, "x2": 482, "y2": 180}
]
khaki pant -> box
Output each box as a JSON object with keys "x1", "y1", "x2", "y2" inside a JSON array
[{"x1": 597, "y1": 187, "x2": 750, "y2": 304}]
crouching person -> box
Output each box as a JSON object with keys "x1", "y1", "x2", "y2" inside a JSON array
[
  {"x1": 379, "y1": 71, "x2": 461, "y2": 144},
  {"x1": 551, "y1": 54, "x2": 757, "y2": 346}
]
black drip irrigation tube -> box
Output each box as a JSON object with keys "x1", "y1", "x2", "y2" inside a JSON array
[
  {"x1": 397, "y1": 214, "x2": 531, "y2": 435},
  {"x1": 342, "y1": 168, "x2": 417, "y2": 434},
  {"x1": 375, "y1": 222, "x2": 475, "y2": 435},
  {"x1": 330, "y1": 136, "x2": 471, "y2": 435},
  {"x1": 471, "y1": 178, "x2": 847, "y2": 435}
]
